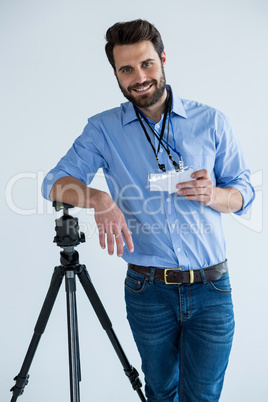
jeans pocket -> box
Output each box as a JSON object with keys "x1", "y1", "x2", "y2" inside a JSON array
[
  {"x1": 125, "y1": 270, "x2": 148, "y2": 294},
  {"x1": 208, "y1": 273, "x2": 232, "y2": 294}
]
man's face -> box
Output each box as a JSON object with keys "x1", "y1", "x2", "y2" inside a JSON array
[{"x1": 113, "y1": 41, "x2": 167, "y2": 109}]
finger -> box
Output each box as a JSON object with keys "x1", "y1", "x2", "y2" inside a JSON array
[
  {"x1": 98, "y1": 224, "x2": 106, "y2": 250},
  {"x1": 177, "y1": 179, "x2": 209, "y2": 191},
  {"x1": 176, "y1": 180, "x2": 196, "y2": 189},
  {"x1": 115, "y1": 232, "x2": 125, "y2": 257},
  {"x1": 177, "y1": 188, "x2": 207, "y2": 197},
  {"x1": 106, "y1": 222, "x2": 115, "y2": 255},
  {"x1": 122, "y1": 225, "x2": 134, "y2": 253},
  {"x1": 191, "y1": 169, "x2": 210, "y2": 180},
  {"x1": 114, "y1": 224, "x2": 133, "y2": 257},
  {"x1": 178, "y1": 183, "x2": 212, "y2": 195}
]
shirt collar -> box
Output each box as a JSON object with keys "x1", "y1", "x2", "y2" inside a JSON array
[{"x1": 122, "y1": 84, "x2": 187, "y2": 126}]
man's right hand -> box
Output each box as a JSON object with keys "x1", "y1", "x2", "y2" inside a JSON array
[{"x1": 93, "y1": 191, "x2": 134, "y2": 257}]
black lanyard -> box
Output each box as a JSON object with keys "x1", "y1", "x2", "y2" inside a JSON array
[{"x1": 134, "y1": 92, "x2": 180, "y2": 172}]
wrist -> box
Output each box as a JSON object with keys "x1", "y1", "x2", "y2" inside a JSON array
[
  {"x1": 209, "y1": 186, "x2": 243, "y2": 213},
  {"x1": 88, "y1": 189, "x2": 109, "y2": 210}
]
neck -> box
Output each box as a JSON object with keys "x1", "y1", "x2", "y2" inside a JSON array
[{"x1": 138, "y1": 88, "x2": 167, "y2": 122}]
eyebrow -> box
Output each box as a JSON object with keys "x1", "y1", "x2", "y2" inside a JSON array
[{"x1": 118, "y1": 58, "x2": 155, "y2": 72}]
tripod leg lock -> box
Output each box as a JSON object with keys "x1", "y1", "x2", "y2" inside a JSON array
[
  {"x1": 124, "y1": 366, "x2": 142, "y2": 391},
  {"x1": 10, "y1": 374, "x2": 30, "y2": 397}
]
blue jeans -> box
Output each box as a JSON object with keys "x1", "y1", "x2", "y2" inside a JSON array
[{"x1": 124, "y1": 267, "x2": 235, "y2": 401}]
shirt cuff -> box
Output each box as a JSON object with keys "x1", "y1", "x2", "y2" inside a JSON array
[
  {"x1": 229, "y1": 183, "x2": 255, "y2": 216},
  {"x1": 41, "y1": 171, "x2": 72, "y2": 201}
]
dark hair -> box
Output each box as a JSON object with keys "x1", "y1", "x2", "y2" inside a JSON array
[{"x1": 105, "y1": 19, "x2": 164, "y2": 70}]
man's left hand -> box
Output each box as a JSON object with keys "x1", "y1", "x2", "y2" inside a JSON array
[{"x1": 176, "y1": 169, "x2": 214, "y2": 206}]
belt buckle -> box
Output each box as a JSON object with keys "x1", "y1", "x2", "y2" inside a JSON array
[{"x1": 164, "y1": 268, "x2": 182, "y2": 285}]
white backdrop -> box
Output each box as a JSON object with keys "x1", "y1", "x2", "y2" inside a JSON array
[{"x1": 1, "y1": 1, "x2": 267, "y2": 401}]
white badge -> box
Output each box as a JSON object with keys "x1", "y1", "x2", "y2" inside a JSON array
[{"x1": 149, "y1": 166, "x2": 194, "y2": 193}]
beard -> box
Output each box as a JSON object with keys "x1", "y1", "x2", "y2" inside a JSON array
[{"x1": 116, "y1": 68, "x2": 167, "y2": 109}]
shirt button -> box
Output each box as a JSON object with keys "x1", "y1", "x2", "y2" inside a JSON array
[
  {"x1": 166, "y1": 198, "x2": 170, "y2": 203},
  {"x1": 171, "y1": 224, "x2": 175, "y2": 228},
  {"x1": 159, "y1": 149, "x2": 163, "y2": 153},
  {"x1": 177, "y1": 248, "x2": 181, "y2": 252}
]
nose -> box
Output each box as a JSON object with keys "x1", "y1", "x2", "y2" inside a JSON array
[{"x1": 133, "y1": 67, "x2": 146, "y2": 85}]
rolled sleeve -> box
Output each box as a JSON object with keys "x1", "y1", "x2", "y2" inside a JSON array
[
  {"x1": 225, "y1": 178, "x2": 255, "y2": 216},
  {"x1": 214, "y1": 112, "x2": 255, "y2": 215}
]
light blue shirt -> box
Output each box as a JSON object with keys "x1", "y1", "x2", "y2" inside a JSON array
[{"x1": 42, "y1": 86, "x2": 255, "y2": 270}]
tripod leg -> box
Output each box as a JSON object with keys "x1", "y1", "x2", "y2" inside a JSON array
[
  {"x1": 77, "y1": 265, "x2": 146, "y2": 402},
  {"x1": 65, "y1": 270, "x2": 81, "y2": 402},
  {"x1": 10, "y1": 266, "x2": 64, "y2": 402}
]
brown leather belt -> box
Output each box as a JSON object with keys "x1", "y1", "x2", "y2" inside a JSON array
[{"x1": 128, "y1": 260, "x2": 228, "y2": 285}]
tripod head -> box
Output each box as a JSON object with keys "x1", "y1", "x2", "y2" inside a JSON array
[
  {"x1": 53, "y1": 201, "x2": 75, "y2": 214},
  {"x1": 53, "y1": 201, "x2": 85, "y2": 248}
]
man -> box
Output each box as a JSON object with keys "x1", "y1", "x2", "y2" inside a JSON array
[{"x1": 42, "y1": 19, "x2": 255, "y2": 401}]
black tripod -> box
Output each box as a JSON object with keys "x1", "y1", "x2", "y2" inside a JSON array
[{"x1": 10, "y1": 201, "x2": 146, "y2": 402}]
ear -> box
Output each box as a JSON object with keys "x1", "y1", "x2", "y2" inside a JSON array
[{"x1": 161, "y1": 51, "x2": 167, "y2": 69}]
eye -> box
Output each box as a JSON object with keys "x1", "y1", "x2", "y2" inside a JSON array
[
  {"x1": 121, "y1": 67, "x2": 132, "y2": 74},
  {"x1": 142, "y1": 62, "x2": 152, "y2": 68}
]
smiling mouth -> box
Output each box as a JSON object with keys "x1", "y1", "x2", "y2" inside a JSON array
[{"x1": 132, "y1": 84, "x2": 153, "y2": 93}]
